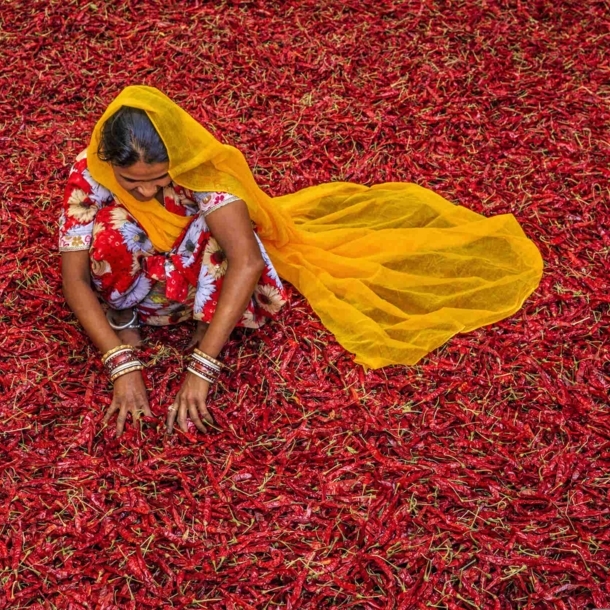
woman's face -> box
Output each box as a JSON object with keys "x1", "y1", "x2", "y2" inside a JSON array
[{"x1": 112, "y1": 160, "x2": 172, "y2": 202}]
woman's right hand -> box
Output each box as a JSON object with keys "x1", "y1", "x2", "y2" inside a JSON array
[{"x1": 103, "y1": 371, "x2": 152, "y2": 437}]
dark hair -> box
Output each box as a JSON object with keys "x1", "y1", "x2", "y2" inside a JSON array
[{"x1": 97, "y1": 106, "x2": 169, "y2": 167}]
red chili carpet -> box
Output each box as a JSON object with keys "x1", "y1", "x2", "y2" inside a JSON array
[{"x1": 1, "y1": 1, "x2": 609, "y2": 608}]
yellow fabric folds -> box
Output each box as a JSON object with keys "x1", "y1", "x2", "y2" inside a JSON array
[{"x1": 87, "y1": 85, "x2": 543, "y2": 368}]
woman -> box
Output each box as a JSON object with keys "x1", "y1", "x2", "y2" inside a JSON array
[
  {"x1": 61, "y1": 86, "x2": 543, "y2": 436},
  {"x1": 61, "y1": 105, "x2": 287, "y2": 437}
]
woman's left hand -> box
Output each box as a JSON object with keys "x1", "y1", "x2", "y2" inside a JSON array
[{"x1": 167, "y1": 372, "x2": 214, "y2": 434}]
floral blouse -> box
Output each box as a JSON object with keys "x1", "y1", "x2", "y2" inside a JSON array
[
  {"x1": 59, "y1": 151, "x2": 241, "y2": 252},
  {"x1": 59, "y1": 152, "x2": 287, "y2": 328}
]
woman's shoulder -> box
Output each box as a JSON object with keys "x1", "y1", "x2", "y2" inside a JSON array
[
  {"x1": 66, "y1": 150, "x2": 114, "y2": 204},
  {"x1": 167, "y1": 185, "x2": 241, "y2": 217},
  {"x1": 189, "y1": 190, "x2": 242, "y2": 216}
]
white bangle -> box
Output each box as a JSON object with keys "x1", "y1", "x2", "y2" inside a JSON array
[
  {"x1": 191, "y1": 352, "x2": 221, "y2": 372},
  {"x1": 107, "y1": 309, "x2": 138, "y2": 330},
  {"x1": 110, "y1": 359, "x2": 143, "y2": 377},
  {"x1": 186, "y1": 366, "x2": 216, "y2": 384},
  {"x1": 111, "y1": 364, "x2": 144, "y2": 382}
]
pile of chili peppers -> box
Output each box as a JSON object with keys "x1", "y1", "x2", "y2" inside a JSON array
[{"x1": 1, "y1": 0, "x2": 609, "y2": 607}]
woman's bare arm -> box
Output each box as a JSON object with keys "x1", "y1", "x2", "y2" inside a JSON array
[
  {"x1": 167, "y1": 200, "x2": 266, "y2": 434},
  {"x1": 61, "y1": 250, "x2": 123, "y2": 353},
  {"x1": 197, "y1": 200, "x2": 266, "y2": 357},
  {"x1": 61, "y1": 250, "x2": 151, "y2": 435}
]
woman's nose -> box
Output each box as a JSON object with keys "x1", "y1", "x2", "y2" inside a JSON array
[{"x1": 137, "y1": 185, "x2": 159, "y2": 199}]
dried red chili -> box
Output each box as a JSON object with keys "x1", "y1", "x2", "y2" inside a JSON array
[{"x1": 1, "y1": 0, "x2": 609, "y2": 607}]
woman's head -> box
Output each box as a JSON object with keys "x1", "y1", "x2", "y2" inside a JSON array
[
  {"x1": 98, "y1": 106, "x2": 168, "y2": 166},
  {"x1": 98, "y1": 106, "x2": 172, "y2": 201}
]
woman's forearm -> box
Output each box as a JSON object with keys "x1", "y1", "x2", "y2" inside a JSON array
[
  {"x1": 62, "y1": 279, "x2": 123, "y2": 354},
  {"x1": 197, "y1": 259, "x2": 265, "y2": 358}
]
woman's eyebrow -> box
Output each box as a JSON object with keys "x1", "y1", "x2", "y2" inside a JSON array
[{"x1": 119, "y1": 173, "x2": 169, "y2": 183}]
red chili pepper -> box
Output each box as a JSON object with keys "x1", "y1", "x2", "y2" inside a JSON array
[{"x1": 4, "y1": 2, "x2": 610, "y2": 607}]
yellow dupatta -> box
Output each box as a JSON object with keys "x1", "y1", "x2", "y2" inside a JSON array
[{"x1": 87, "y1": 85, "x2": 543, "y2": 368}]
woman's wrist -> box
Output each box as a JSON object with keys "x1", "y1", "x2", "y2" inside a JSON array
[
  {"x1": 185, "y1": 349, "x2": 226, "y2": 385},
  {"x1": 102, "y1": 345, "x2": 144, "y2": 382},
  {"x1": 195, "y1": 335, "x2": 223, "y2": 360},
  {"x1": 185, "y1": 369, "x2": 211, "y2": 384},
  {"x1": 113, "y1": 368, "x2": 144, "y2": 384}
]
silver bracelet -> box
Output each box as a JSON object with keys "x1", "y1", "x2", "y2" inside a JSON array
[{"x1": 107, "y1": 309, "x2": 138, "y2": 330}]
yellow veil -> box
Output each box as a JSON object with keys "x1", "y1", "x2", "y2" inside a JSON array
[{"x1": 87, "y1": 85, "x2": 543, "y2": 368}]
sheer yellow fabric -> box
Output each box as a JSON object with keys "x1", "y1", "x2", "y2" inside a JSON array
[{"x1": 87, "y1": 86, "x2": 543, "y2": 368}]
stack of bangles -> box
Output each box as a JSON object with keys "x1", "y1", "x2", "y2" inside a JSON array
[
  {"x1": 187, "y1": 348, "x2": 226, "y2": 384},
  {"x1": 102, "y1": 345, "x2": 144, "y2": 382}
]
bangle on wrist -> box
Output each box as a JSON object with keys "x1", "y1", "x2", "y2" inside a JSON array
[
  {"x1": 186, "y1": 365, "x2": 217, "y2": 384},
  {"x1": 193, "y1": 348, "x2": 226, "y2": 370},
  {"x1": 102, "y1": 344, "x2": 134, "y2": 365},
  {"x1": 111, "y1": 364, "x2": 144, "y2": 382},
  {"x1": 102, "y1": 345, "x2": 143, "y2": 383},
  {"x1": 191, "y1": 352, "x2": 221, "y2": 373},
  {"x1": 186, "y1": 350, "x2": 225, "y2": 384}
]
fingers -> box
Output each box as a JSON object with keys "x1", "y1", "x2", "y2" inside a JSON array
[
  {"x1": 198, "y1": 402, "x2": 214, "y2": 426},
  {"x1": 133, "y1": 401, "x2": 154, "y2": 433},
  {"x1": 166, "y1": 403, "x2": 179, "y2": 435},
  {"x1": 131, "y1": 402, "x2": 152, "y2": 420},
  {"x1": 141, "y1": 402, "x2": 153, "y2": 419},
  {"x1": 177, "y1": 403, "x2": 189, "y2": 433},
  {"x1": 103, "y1": 400, "x2": 119, "y2": 425},
  {"x1": 104, "y1": 379, "x2": 153, "y2": 437},
  {"x1": 116, "y1": 405, "x2": 128, "y2": 437},
  {"x1": 166, "y1": 400, "x2": 212, "y2": 435},
  {"x1": 188, "y1": 403, "x2": 207, "y2": 433},
  {"x1": 131, "y1": 406, "x2": 146, "y2": 429},
  {"x1": 105, "y1": 402, "x2": 152, "y2": 437},
  {"x1": 103, "y1": 394, "x2": 128, "y2": 437}
]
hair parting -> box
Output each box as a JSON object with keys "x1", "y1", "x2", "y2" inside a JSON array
[{"x1": 97, "y1": 106, "x2": 169, "y2": 167}]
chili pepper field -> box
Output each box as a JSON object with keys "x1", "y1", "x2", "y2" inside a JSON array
[{"x1": 1, "y1": 0, "x2": 609, "y2": 608}]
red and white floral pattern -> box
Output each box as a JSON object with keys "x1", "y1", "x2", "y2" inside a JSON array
[
  {"x1": 59, "y1": 152, "x2": 287, "y2": 327},
  {"x1": 202, "y1": 237, "x2": 228, "y2": 279}
]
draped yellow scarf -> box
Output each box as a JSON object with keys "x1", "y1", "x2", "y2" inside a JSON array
[{"x1": 87, "y1": 85, "x2": 543, "y2": 368}]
